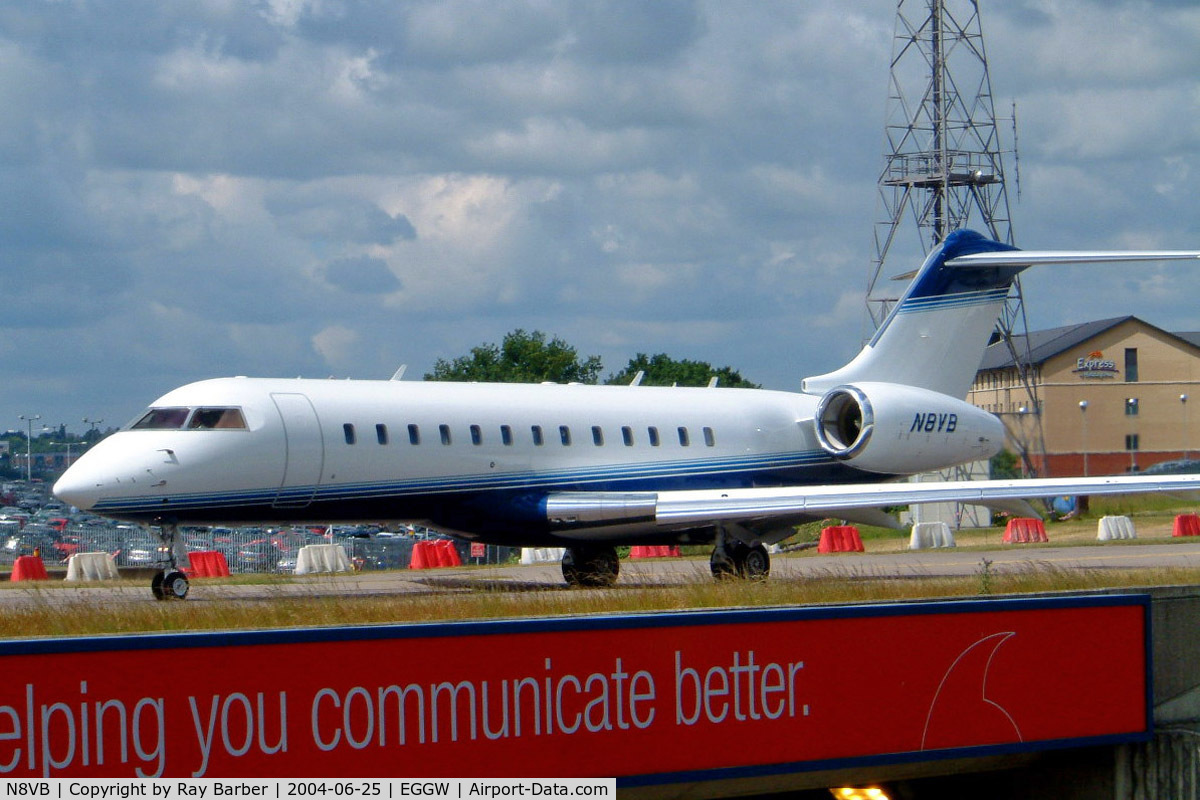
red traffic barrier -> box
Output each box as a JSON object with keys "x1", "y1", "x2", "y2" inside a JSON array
[
  {"x1": 408, "y1": 541, "x2": 432, "y2": 569},
  {"x1": 1173, "y1": 514, "x2": 1200, "y2": 537},
  {"x1": 187, "y1": 550, "x2": 231, "y2": 578},
  {"x1": 1003, "y1": 517, "x2": 1049, "y2": 543},
  {"x1": 818, "y1": 525, "x2": 864, "y2": 553},
  {"x1": 10, "y1": 555, "x2": 49, "y2": 581},
  {"x1": 408, "y1": 540, "x2": 462, "y2": 569},
  {"x1": 630, "y1": 545, "x2": 682, "y2": 559},
  {"x1": 438, "y1": 540, "x2": 462, "y2": 567}
]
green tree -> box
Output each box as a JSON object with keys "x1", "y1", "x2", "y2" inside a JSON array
[
  {"x1": 606, "y1": 353, "x2": 760, "y2": 388},
  {"x1": 989, "y1": 449, "x2": 1021, "y2": 479},
  {"x1": 424, "y1": 329, "x2": 603, "y2": 384}
]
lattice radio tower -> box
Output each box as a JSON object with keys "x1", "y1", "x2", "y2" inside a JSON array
[{"x1": 868, "y1": 0, "x2": 1044, "y2": 478}]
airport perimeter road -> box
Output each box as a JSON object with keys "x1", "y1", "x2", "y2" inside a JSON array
[{"x1": 4, "y1": 539, "x2": 1200, "y2": 606}]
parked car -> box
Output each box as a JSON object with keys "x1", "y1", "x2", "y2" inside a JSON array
[{"x1": 116, "y1": 535, "x2": 171, "y2": 567}]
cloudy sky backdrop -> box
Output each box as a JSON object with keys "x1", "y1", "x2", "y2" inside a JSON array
[{"x1": 1, "y1": 0, "x2": 1197, "y2": 434}]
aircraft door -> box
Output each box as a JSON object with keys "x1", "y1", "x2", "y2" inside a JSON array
[{"x1": 271, "y1": 393, "x2": 324, "y2": 508}]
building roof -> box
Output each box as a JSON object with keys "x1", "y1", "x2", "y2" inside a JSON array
[{"x1": 978, "y1": 315, "x2": 1200, "y2": 371}]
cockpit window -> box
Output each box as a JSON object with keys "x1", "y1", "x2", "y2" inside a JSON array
[
  {"x1": 188, "y1": 408, "x2": 248, "y2": 430},
  {"x1": 129, "y1": 407, "x2": 248, "y2": 430},
  {"x1": 131, "y1": 408, "x2": 190, "y2": 430}
]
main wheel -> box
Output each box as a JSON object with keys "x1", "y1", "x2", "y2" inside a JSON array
[
  {"x1": 710, "y1": 546, "x2": 739, "y2": 580},
  {"x1": 561, "y1": 546, "x2": 620, "y2": 587},
  {"x1": 740, "y1": 543, "x2": 771, "y2": 581},
  {"x1": 161, "y1": 570, "x2": 190, "y2": 600},
  {"x1": 151, "y1": 571, "x2": 166, "y2": 601}
]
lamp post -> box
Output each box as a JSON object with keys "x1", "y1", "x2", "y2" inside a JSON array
[
  {"x1": 1182, "y1": 394, "x2": 1190, "y2": 462},
  {"x1": 50, "y1": 441, "x2": 85, "y2": 472},
  {"x1": 1078, "y1": 401, "x2": 1089, "y2": 477},
  {"x1": 18, "y1": 414, "x2": 41, "y2": 483}
]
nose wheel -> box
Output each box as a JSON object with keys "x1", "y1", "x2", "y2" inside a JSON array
[{"x1": 151, "y1": 569, "x2": 190, "y2": 601}]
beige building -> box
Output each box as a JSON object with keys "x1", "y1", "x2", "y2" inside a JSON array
[{"x1": 969, "y1": 316, "x2": 1200, "y2": 476}]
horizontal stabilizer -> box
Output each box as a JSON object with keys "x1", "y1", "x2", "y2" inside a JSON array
[{"x1": 946, "y1": 250, "x2": 1200, "y2": 268}]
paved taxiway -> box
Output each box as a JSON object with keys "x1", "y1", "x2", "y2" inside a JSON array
[{"x1": 4, "y1": 539, "x2": 1200, "y2": 606}]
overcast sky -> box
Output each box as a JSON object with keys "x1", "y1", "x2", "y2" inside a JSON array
[{"x1": 1, "y1": 0, "x2": 1197, "y2": 434}]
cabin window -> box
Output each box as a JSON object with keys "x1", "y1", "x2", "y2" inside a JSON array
[
  {"x1": 703, "y1": 427, "x2": 715, "y2": 447},
  {"x1": 621, "y1": 426, "x2": 634, "y2": 446},
  {"x1": 501, "y1": 425, "x2": 513, "y2": 446},
  {"x1": 188, "y1": 408, "x2": 248, "y2": 430},
  {"x1": 376, "y1": 424, "x2": 389, "y2": 445},
  {"x1": 470, "y1": 424, "x2": 483, "y2": 445},
  {"x1": 439, "y1": 424, "x2": 452, "y2": 445},
  {"x1": 131, "y1": 408, "x2": 190, "y2": 430},
  {"x1": 408, "y1": 424, "x2": 420, "y2": 445},
  {"x1": 343, "y1": 424, "x2": 356, "y2": 445},
  {"x1": 559, "y1": 425, "x2": 572, "y2": 446},
  {"x1": 592, "y1": 426, "x2": 604, "y2": 446},
  {"x1": 532, "y1": 425, "x2": 544, "y2": 446},
  {"x1": 678, "y1": 427, "x2": 690, "y2": 446},
  {"x1": 648, "y1": 426, "x2": 660, "y2": 446}
]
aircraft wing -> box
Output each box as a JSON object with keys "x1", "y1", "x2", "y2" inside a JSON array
[
  {"x1": 546, "y1": 474, "x2": 1200, "y2": 532},
  {"x1": 652, "y1": 474, "x2": 1200, "y2": 526}
]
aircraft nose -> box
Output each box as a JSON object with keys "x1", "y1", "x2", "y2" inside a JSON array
[{"x1": 53, "y1": 459, "x2": 104, "y2": 511}]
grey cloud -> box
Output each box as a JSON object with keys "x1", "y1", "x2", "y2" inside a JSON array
[
  {"x1": 268, "y1": 195, "x2": 417, "y2": 245},
  {"x1": 324, "y1": 256, "x2": 402, "y2": 294}
]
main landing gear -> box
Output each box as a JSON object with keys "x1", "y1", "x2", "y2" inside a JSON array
[
  {"x1": 561, "y1": 545, "x2": 620, "y2": 587},
  {"x1": 710, "y1": 531, "x2": 770, "y2": 581},
  {"x1": 150, "y1": 521, "x2": 190, "y2": 601}
]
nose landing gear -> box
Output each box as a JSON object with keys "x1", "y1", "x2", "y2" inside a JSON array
[{"x1": 150, "y1": 520, "x2": 190, "y2": 601}]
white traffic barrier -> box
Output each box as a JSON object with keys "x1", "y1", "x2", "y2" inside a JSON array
[
  {"x1": 1097, "y1": 515, "x2": 1137, "y2": 541},
  {"x1": 909, "y1": 521, "x2": 956, "y2": 550},
  {"x1": 521, "y1": 547, "x2": 566, "y2": 565},
  {"x1": 295, "y1": 544, "x2": 351, "y2": 574},
  {"x1": 65, "y1": 552, "x2": 120, "y2": 581}
]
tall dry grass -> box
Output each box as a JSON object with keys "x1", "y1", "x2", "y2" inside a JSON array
[{"x1": 3, "y1": 561, "x2": 1197, "y2": 639}]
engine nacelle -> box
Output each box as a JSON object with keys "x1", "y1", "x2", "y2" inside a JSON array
[{"x1": 814, "y1": 382, "x2": 1004, "y2": 475}]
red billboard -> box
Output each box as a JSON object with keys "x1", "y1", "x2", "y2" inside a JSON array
[{"x1": 0, "y1": 595, "x2": 1149, "y2": 786}]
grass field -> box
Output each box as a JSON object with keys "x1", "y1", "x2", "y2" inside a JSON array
[{"x1": 3, "y1": 496, "x2": 1199, "y2": 639}]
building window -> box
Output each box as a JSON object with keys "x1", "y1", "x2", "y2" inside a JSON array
[
  {"x1": 1126, "y1": 434, "x2": 1140, "y2": 451},
  {"x1": 500, "y1": 425, "x2": 513, "y2": 446},
  {"x1": 1125, "y1": 398, "x2": 1139, "y2": 416},
  {"x1": 407, "y1": 424, "x2": 420, "y2": 445},
  {"x1": 559, "y1": 425, "x2": 572, "y2": 446},
  {"x1": 1125, "y1": 348, "x2": 1139, "y2": 382},
  {"x1": 621, "y1": 426, "x2": 634, "y2": 446},
  {"x1": 532, "y1": 425, "x2": 544, "y2": 446},
  {"x1": 343, "y1": 424, "x2": 356, "y2": 445},
  {"x1": 648, "y1": 426, "x2": 660, "y2": 446},
  {"x1": 439, "y1": 424, "x2": 452, "y2": 445},
  {"x1": 591, "y1": 426, "x2": 604, "y2": 446},
  {"x1": 376, "y1": 424, "x2": 389, "y2": 445},
  {"x1": 470, "y1": 424, "x2": 482, "y2": 445}
]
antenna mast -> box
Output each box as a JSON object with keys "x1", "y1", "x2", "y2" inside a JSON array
[{"x1": 869, "y1": 0, "x2": 1045, "y2": 477}]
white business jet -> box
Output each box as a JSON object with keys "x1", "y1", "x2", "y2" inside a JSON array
[{"x1": 54, "y1": 230, "x2": 1200, "y2": 599}]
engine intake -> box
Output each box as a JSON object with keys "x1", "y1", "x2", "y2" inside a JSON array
[{"x1": 814, "y1": 382, "x2": 1003, "y2": 475}]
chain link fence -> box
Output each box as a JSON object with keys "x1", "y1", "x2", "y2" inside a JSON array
[{"x1": 3, "y1": 522, "x2": 518, "y2": 574}]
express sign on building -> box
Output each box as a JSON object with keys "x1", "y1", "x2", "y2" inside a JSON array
[{"x1": 0, "y1": 595, "x2": 1150, "y2": 788}]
